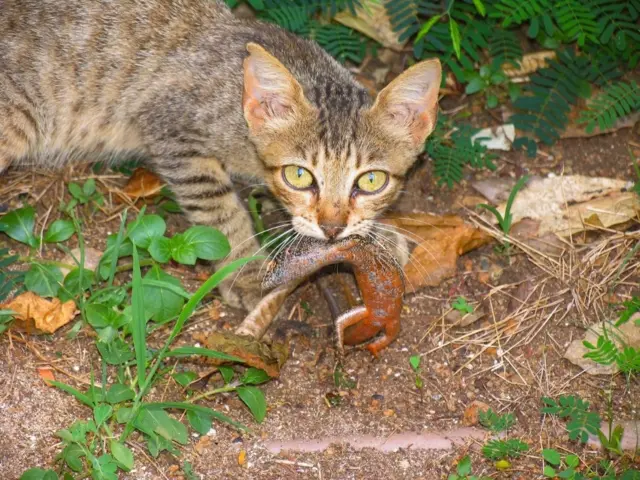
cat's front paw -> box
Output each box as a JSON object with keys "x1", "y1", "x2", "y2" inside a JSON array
[{"x1": 218, "y1": 276, "x2": 263, "y2": 311}]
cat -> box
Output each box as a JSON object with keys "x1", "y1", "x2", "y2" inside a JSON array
[{"x1": 0, "y1": 0, "x2": 441, "y2": 311}]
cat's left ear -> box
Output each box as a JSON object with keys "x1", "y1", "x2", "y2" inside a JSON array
[
  {"x1": 243, "y1": 43, "x2": 310, "y2": 132},
  {"x1": 370, "y1": 59, "x2": 442, "y2": 148}
]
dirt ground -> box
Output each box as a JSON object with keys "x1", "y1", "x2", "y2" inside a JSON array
[{"x1": 1, "y1": 123, "x2": 639, "y2": 480}]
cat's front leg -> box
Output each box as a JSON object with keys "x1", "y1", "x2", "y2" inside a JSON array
[{"x1": 152, "y1": 156, "x2": 264, "y2": 311}]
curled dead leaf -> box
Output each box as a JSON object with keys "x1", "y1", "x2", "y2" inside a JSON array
[
  {"x1": 1, "y1": 292, "x2": 77, "y2": 334},
  {"x1": 37, "y1": 367, "x2": 56, "y2": 386},
  {"x1": 121, "y1": 168, "x2": 164, "y2": 199},
  {"x1": 193, "y1": 330, "x2": 287, "y2": 378},
  {"x1": 382, "y1": 213, "x2": 492, "y2": 293}
]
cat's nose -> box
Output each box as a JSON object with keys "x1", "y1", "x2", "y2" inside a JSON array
[{"x1": 320, "y1": 223, "x2": 344, "y2": 240}]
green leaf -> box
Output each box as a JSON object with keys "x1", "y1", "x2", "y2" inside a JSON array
[
  {"x1": 110, "y1": 441, "x2": 134, "y2": 472},
  {"x1": 25, "y1": 263, "x2": 63, "y2": 297},
  {"x1": 142, "y1": 265, "x2": 185, "y2": 323},
  {"x1": 182, "y1": 225, "x2": 230, "y2": 261},
  {"x1": 97, "y1": 337, "x2": 134, "y2": 365},
  {"x1": 90, "y1": 454, "x2": 118, "y2": 480},
  {"x1": 543, "y1": 465, "x2": 556, "y2": 477},
  {"x1": 116, "y1": 407, "x2": 134, "y2": 424},
  {"x1": 19, "y1": 468, "x2": 59, "y2": 480},
  {"x1": 106, "y1": 384, "x2": 135, "y2": 404},
  {"x1": 60, "y1": 268, "x2": 95, "y2": 302},
  {"x1": 50, "y1": 380, "x2": 94, "y2": 407},
  {"x1": 416, "y1": 15, "x2": 442, "y2": 42},
  {"x1": 144, "y1": 401, "x2": 247, "y2": 432},
  {"x1": 465, "y1": 76, "x2": 487, "y2": 95},
  {"x1": 85, "y1": 304, "x2": 127, "y2": 329},
  {"x1": 241, "y1": 368, "x2": 271, "y2": 385},
  {"x1": 237, "y1": 386, "x2": 267, "y2": 423},
  {"x1": 449, "y1": 18, "x2": 461, "y2": 59},
  {"x1": 565, "y1": 454, "x2": 579, "y2": 468},
  {"x1": 44, "y1": 219, "x2": 75, "y2": 243},
  {"x1": 457, "y1": 455, "x2": 472, "y2": 476},
  {"x1": 169, "y1": 234, "x2": 197, "y2": 265},
  {"x1": 219, "y1": 366, "x2": 235, "y2": 384},
  {"x1": 472, "y1": 0, "x2": 486, "y2": 16},
  {"x1": 139, "y1": 408, "x2": 188, "y2": 444},
  {"x1": 486, "y1": 93, "x2": 499, "y2": 109},
  {"x1": 94, "y1": 404, "x2": 113, "y2": 426},
  {"x1": 148, "y1": 236, "x2": 171, "y2": 263},
  {"x1": 187, "y1": 410, "x2": 213, "y2": 435},
  {"x1": 172, "y1": 371, "x2": 198, "y2": 388},
  {"x1": 61, "y1": 443, "x2": 85, "y2": 472},
  {"x1": 542, "y1": 448, "x2": 561, "y2": 466},
  {"x1": 409, "y1": 355, "x2": 420, "y2": 371},
  {"x1": 83, "y1": 178, "x2": 96, "y2": 197},
  {"x1": 0, "y1": 206, "x2": 38, "y2": 248},
  {"x1": 128, "y1": 214, "x2": 166, "y2": 249}
]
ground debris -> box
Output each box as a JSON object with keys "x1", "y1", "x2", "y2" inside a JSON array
[{"x1": 1, "y1": 291, "x2": 77, "y2": 334}]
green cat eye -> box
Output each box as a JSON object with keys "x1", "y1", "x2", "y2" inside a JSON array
[
  {"x1": 356, "y1": 171, "x2": 388, "y2": 193},
  {"x1": 283, "y1": 165, "x2": 314, "y2": 190}
]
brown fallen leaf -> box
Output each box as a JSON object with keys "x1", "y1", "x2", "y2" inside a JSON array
[
  {"x1": 193, "y1": 330, "x2": 287, "y2": 378},
  {"x1": 37, "y1": 367, "x2": 55, "y2": 386},
  {"x1": 463, "y1": 400, "x2": 490, "y2": 426},
  {"x1": 334, "y1": 0, "x2": 406, "y2": 50},
  {"x1": 381, "y1": 213, "x2": 492, "y2": 293},
  {"x1": 1, "y1": 292, "x2": 77, "y2": 334},
  {"x1": 121, "y1": 168, "x2": 164, "y2": 199},
  {"x1": 238, "y1": 449, "x2": 247, "y2": 467}
]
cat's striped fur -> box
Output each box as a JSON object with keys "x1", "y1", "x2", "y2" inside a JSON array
[{"x1": 0, "y1": 0, "x2": 441, "y2": 310}]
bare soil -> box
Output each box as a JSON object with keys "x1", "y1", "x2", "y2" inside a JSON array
[{"x1": 1, "y1": 121, "x2": 639, "y2": 479}]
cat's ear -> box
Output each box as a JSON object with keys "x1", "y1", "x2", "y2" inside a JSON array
[
  {"x1": 243, "y1": 43, "x2": 308, "y2": 132},
  {"x1": 370, "y1": 59, "x2": 441, "y2": 147}
]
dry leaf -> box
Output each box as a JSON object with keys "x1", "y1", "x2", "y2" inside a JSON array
[
  {"x1": 382, "y1": 213, "x2": 492, "y2": 293},
  {"x1": 237, "y1": 449, "x2": 247, "y2": 467},
  {"x1": 489, "y1": 175, "x2": 638, "y2": 237},
  {"x1": 463, "y1": 400, "x2": 490, "y2": 426},
  {"x1": 37, "y1": 367, "x2": 55, "y2": 386},
  {"x1": 121, "y1": 168, "x2": 163, "y2": 199},
  {"x1": 1, "y1": 292, "x2": 77, "y2": 334},
  {"x1": 503, "y1": 50, "x2": 556, "y2": 78},
  {"x1": 334, "y1": 0, "x2": 406, "y2": 50},
  {"x1": 193, "y1": 330, "x2": 287, "y2": 378}
]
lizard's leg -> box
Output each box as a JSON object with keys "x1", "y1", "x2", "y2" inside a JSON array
[
  {"x1": 364, "y1": 315, "x2": 401, "y2": 358},
  {"x1": 335, "y1": 306, "x2": 369, "y2": 356}
]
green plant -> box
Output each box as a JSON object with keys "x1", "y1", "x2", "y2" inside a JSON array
[
  {"x1": 479, "y1": 408, "x2": 516, "y2": 433},
  {"x1": 578, "y1": 80, "x2": 640, "y2": 133},
  {"x1": 479, "y1": 175, "x2": 528, "y2": 251},
  {"x1": 409, "y1": 354, "x2": 423, "y2": 389},
  {"x1": 451, "y1": 296, "x2": 473, "y2": 314},
  {"x1": 448, "y1": 455, "x2": 490, "y2": 480},
  {"x1": 482, "y1": 439, "x2": 529, "y2": 460},
  {"x1": 542, "y1": 448, "x2": 581, "y2": 479},
  {"x1": 542, "y1": 395, "x2": 602, "y2": 443},
  {"x1": 0, "y1": 247, "x2": 25, "y2": 302},
  {"x1": 64, "y1": 178, "x2": 105, "y2": 213}
]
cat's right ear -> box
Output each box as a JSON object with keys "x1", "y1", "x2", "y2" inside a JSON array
[{"x1": 243, "y1": 43, "x2": 309, "y2": 132}]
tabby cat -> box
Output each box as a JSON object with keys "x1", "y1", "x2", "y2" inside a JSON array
[{"x1": 0, "y1": 0, "x2": 441, "y2": 310}]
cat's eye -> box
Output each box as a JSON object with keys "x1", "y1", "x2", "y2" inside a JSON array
[
  {"x1": 356, "y1": 171, "x2": 388, "y2": 194},
  {"x1": 283, "y1": 165, "x2": 315, "y2": 190}
]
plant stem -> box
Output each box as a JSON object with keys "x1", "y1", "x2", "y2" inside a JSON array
[{"x1": 187, "y1": 384, "x2": 238, "y2": 403}]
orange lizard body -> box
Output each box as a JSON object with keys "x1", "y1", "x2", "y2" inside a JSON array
[{"x1": 262, "y1": 236, "x2": 404, "y2": 357}]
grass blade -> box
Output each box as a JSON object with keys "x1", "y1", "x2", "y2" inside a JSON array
[
  {"x1": 131, "y1": 244, "x2": 147, "y2": 390},
  {"x1": 107, "y1": 210, "x2": 129, "y2": 287},
  {"x1": 50, "y1": 380, "x2": 94, "y2": 408}
]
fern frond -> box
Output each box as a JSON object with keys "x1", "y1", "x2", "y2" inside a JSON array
[
  {"x1": 554, "y1": 0, "x2": 599, "y2": 46},
  {"x1": 259, "y1": 0, "x2": 313, "y2": 32},
  {"x1": 509, "y1": 50, "x2": 592, "y2": 150},
  {"x1": 416, "y1": 3, "x2": 490, "y2": 81},
  {"x1": 578, "y1": 80, "x2": 640, "y2": 133},
  {"x1": 301, "y1": 22, "x2": 368, "y2": 64},
  {"x1": 385, "y1": 0, "x2": 440, "y2": 42},
  {"x1": 589, "y1": 0, "x2": 640, "y2": 48},
  {"x1": 493, "y1": 0, "x2": 551, "y2": 27},
  {"x1": 0, "y1": 248, "x2": 25, "y2": 302},
  {"x1": 488, "y1": 29, "x2": 523, "y2": 69},
  {"x1": 317, "y1": 0, "x2": 364, "y2": 16}
]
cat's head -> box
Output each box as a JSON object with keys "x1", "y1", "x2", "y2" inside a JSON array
[{"x1": 242, "y1": 43, "x2": 441, "y2": 241}]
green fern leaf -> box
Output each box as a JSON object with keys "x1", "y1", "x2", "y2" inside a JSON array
[
  {"x1": 301, "y1": 22, "x2": 368, "y2": 64},
  {"x1": 509, "y1": 50, "x2": 592, "y2": 151},
  {"x1": 386, "y1": 0, "x2": 440, "y2": 42},
  {"x1": 0, "y1": 248, "x2": 26, "y2": 302},
  {"x1": 578, "y1": 80, "x2": 640, "y2": 133},
  {"x1": 554, "y1": 0, "x2": 599, "y2": 46},
  {"x1": 589, "y1": 0, "x2": 640, "y2": 49},
  {"x1": 488, "y1": 29, "x2": 523, "y2": 69},
  {"x1": 260, "y1": 0, "x2": 313, "y2": 32},
  {"x1": 493, "y1": 0, "x2": 551, "y2": 27}
]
